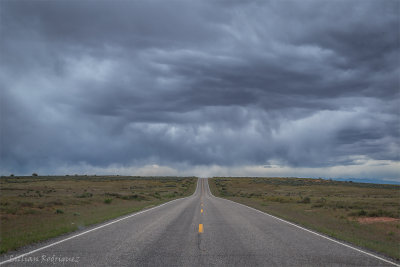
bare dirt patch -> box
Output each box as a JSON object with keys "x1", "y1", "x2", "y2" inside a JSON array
[{"x1": 357, "y1": 217, "x2": 399, "y2": 224}]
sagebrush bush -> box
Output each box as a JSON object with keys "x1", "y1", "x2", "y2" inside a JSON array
[
  {"x1": 55, "y1": 209, "x2": 64, "y2": 214},
  {"x1": 298, "y1": 197, "x2": 311, "y2": 204}
]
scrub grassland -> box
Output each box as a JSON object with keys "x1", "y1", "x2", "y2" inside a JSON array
[
  {"x1": 209, "y1": 177, "x2": 400, "y2": 260},
  {"x1": 0, "y1": 175, "x2": 197, "y2": 254}
]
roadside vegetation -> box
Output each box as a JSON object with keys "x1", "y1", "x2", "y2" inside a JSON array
[
  {"x1": 0, "y1": 175, "x2": 197, "y2": 254},
  {"x1": 209, "y1": 177, "x2": 400, "y2": 260}
]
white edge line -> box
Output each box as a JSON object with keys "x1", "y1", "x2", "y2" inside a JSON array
[
  {"x1": 207, "y1": 179, "x2": 399, "y2": 267},
  {"x1": 0, "y1": 179, "x2": 201, "y2": 266}
]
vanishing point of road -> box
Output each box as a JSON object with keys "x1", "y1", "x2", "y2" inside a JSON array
[{"x1": 1, "y1": 179, "x2": 397, "y2": 266}]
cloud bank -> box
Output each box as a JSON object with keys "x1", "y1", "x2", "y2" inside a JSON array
[{"x1": 1, "y1": 0, "x2": 399, "y2": 181}]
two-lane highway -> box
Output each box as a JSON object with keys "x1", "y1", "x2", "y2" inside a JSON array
[{"x1": 1, "y1": 179, "x2": 397, "y2": 266}]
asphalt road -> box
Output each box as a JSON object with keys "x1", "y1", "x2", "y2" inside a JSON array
[{"x1": 1, "y1": 178, "x2": 397, "y2": 266}]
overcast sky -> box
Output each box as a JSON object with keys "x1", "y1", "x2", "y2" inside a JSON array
[{"x1": 0, "y1": 0, "x2": 399, "y2": 181}]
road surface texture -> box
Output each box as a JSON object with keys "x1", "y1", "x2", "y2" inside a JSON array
[{"x1": 1, "y1": 178, "x2": 397, "y2": 266}]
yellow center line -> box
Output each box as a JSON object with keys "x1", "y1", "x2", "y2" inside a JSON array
[{"x1": 198, "y1": 181, "x2": 204, "y2": 234}]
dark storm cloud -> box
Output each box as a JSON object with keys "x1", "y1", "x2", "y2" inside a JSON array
[{"x1": 0, "y1": 0, "x2": 399, "y2": 178}]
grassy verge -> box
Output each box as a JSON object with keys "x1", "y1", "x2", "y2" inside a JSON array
[
  {"x1": 0, "y1": 175, "x2": 197, "y2": 254},
  {"x1": 209, "y1": 177, "x2": 400, "y2": 260}
]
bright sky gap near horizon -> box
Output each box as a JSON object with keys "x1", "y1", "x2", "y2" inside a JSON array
[{"x1": 0, "y1": 0, "x2": 399, "y2": 182}]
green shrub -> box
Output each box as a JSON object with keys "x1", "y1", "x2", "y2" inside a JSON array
[
  {"x1": 76, "y1": 192, "x2": 93, "y2": 198},
  {"x1": 358, "y1": 209, "x2": 367, "y2": 216},
  {"x1": 312, "y1": 203, "x2": 324, "y2": 208},
  {"x1": 367, "y1": 209, "x2": 396, "y2": 218},
  {"x1": 349, "y1": 209, "x2": 367, "y2": 217},
  {"x1": 55, "y1": 209, "x2": 64, "y2": 214},
  {"x1": 299, "y1": 197, "x2": 311, "y2": 204},
  {"x1": 121, "y1": 194, "x2": 138, "y2": 200},
  {"x1": 105, "y1": 192, "x2": 122, "y2": 198},
  {"x1": 104, "y1": 198, "x2": 112, "y2": 204}
]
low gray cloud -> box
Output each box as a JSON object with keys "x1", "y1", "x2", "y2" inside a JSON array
[{"x1": 0, "y1": 0, "x2": 399, "y2": 180}]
